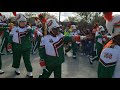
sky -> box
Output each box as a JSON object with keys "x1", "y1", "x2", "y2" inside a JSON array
[
  {"x1": 1, "y1": 12, "x2": 120, "y2": 21},
  {"x1": 1, "y1": 12, "x2": 75, "y2": 21}
]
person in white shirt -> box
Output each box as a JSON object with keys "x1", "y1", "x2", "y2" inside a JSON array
[
  {"x1": 8, "y1": 13, "x2": 42, "y2": 78},
  {"x1": 98, "y1": 12, "x2": 120, "y2": 78},
  {"x1": 98, "y1": 34, "x2": 120, "y2": 78}
]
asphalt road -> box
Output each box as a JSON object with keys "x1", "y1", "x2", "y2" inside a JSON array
[{"x1": 0, "y1": 50, "x2": 98, "y2": 78}]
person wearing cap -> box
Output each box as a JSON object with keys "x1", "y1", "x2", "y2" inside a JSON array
[
  {"x1": 0, "y1": 14, "x2": 9, "y2": 74},
  {"x1": 69, "y1": 25, "x2": 78, "y2": 59},
  {"x1": 64, "y1": 26, "x2": 70, "y2": 36},
  {"x1": 89, "y1": 25, "x2": 105, "y2": 64},
  {"x1": 64, "y1": 26, "x2": 71, "y2": 55},
  {"x1": 35, "y1": 18, "x2": 43, "y2": 34},
  {"x1": 59, "y1": 25, "x2": 64, "y2": 34},
  {"x1": 0, "y1": 14, "x2": 10, "y2": 55},
  {"x1": 8, "y1": 13, "x2": 42, "y2": 78},
  {"x1": 0, "y1": 22, "x2": 13, "y2": 55},
  {"x1": 30, "y1": 23, "x2": 37, "y2": 54},
  {"x1": 100, "y1": 26, "x2": 110, "y2": 44},
  {"x1": 38, "y1": 18, "x2": 73, "y2": 78},
  {"x1": 97, "y1": 12, "x2": 120, "y2": 78},
  {"x1": 31, "y1": 18, "x2": 43, "y2": 55},
  {"x1": 98, "y1": 34, "x2": 120, "y2": 78}
]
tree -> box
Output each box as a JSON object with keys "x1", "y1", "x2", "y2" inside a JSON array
[
  {"x1": 77, "y1": 19, "x2": 89, "y2": 30},
  {"x1": 25, "y1": 12, "x2": 58, "y2": 24},
  {"x1": 91, "y1": 16, "x2": 106, "y2": 28},
  {"x1": 34, "y1": 12, "x2": 58, "y2": 21},
  {"x1": 24, "y1": 12, "x2": 34, "y2": 22},
  {"x1": 63, "y1": 16, "x2": 80, "y2": 22},
  {"x1": 25, "y1": 12, "x2": 34, "y2": 18},
  {"x1": 45, "y1": 13, "x2": 58, "y2": 21},
  {"x1": 73, "y1": 12, "x2": 106, "y2": 29},
  {"x1": 74, "y1": 12, "x2": 102, "y2": 23}
]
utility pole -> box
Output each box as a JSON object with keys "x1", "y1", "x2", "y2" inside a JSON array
[{"x1": 59, "y1": 12, "x2": 61, "y2": 24}]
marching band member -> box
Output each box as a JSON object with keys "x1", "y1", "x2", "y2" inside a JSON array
[
  {"x1": 32, "y1": 18, "x2": 43, "y2": 54},
  {"x1": 0, "y1": 14, "x2": 9, "y2": 74},
  {"x1": 69, "y1": 25, "x2": 78, "y2": 58},
  {"x1": 0, "y1": 22, "x2": 14, "y2": 55},
  {"x1": 59, "y1": 25, "x2": 64, "y2": 34},
  {"x1": 38, "y1": 18, "x2": 74, "y2": 78},
  {"x1": 98, "y1": 12, "x2": 120, "y2": 78},
  {"x1": 89, "y1": 25, "x2": 105, "y2": 64},
  {"x1": 8, "y1": 13, "x2": 42, "y2": 78},
  {"x1": 98, "y1": 34, "x2": 120, "y2": 78},
  {"x1": 0, "y1": 14, "x2": 9, "y2": 55}
]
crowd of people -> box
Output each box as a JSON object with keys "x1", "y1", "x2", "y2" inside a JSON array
[{"x1": 0, "y1": 12, "x2": 120, "y2": 78}]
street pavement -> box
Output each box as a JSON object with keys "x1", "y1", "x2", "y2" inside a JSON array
[{"x1": 0, "y1": 50, "x2": 98, "y2": 78}]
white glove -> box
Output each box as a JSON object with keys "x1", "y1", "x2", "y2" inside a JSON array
[{"x1": 37, "y1": 31, "x2": 43, "y2": 37}]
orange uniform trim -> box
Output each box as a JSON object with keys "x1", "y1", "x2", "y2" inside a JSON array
[{"x1": 102, "y1": 40, "x2": 113, "y2": 50}]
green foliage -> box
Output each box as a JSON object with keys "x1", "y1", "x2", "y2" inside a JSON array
[{"x1": 73, "y1": 12, "x2": 106, "y2": 29}]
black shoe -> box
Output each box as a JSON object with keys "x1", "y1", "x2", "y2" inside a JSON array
[
  {"x1": 72, "y1": 55, "x2": 76, "y2": 59},
  {"x1": 0, "y1": 72, "x2": 4, "y2": 74},
  {"x1": 0, "y1": 70, "x2": 4, "y2": 74},
  {"x1": 15, "y1": 71, "x2": 20, "y2": 75},
  {"x1": 26, "y1": 72, "x2": 33, "y2": 78},
  {"x1": 9, "y1": 52, "x2": 13, "y2": 54},
  {"x1": 39, "y1": 74, "x2": 44, "y2": 78},
  {"x1": 7, "y1": 52, "x2": 12, "y2": 55},
  {"x1": 73, "y1": 57, "x2": 77, "y2": 59},
  {"x1": 0, "y1": 52, "x2": 5, "y2": 55},
  {"x1": 26, "y1": 75, "x2": 33, "y2": 78},
  {"x1": 89, "y1": 58, "x2": 93, "y2": 64},
  {"x1": 32, "y1": 52, "x2": 36, "y2": 55}
]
